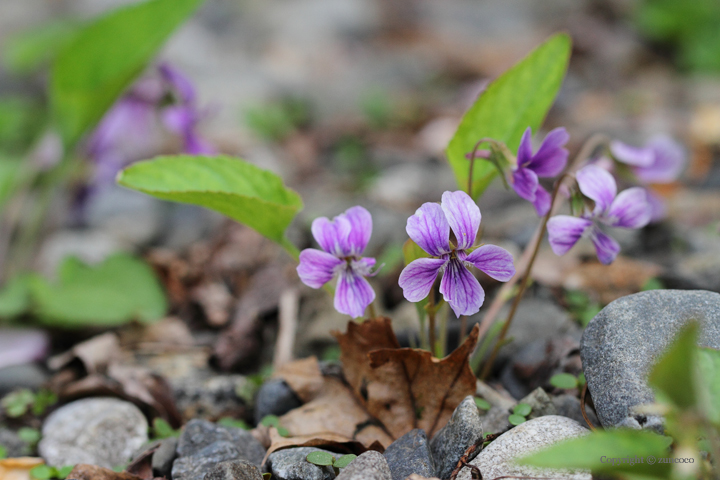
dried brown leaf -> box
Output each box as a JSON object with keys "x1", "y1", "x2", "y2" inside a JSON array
[
  {"x1": 125, "y1": 445, "x2": 158, "y2": 480},
  {"x1": 0, "y1": 457, "x2": 44, "y2": 480},
  {"x1": 263, "y1": 427, "x2": 375, "y2": 463},
  {"x1": 48, "y1": 332, "x2": 121, "y2": 373},
  {"x1": 334, "y1": 318, "x2": 479, "y2": 439},
  {"x1": 273, "y1": 356, "x2": 324, "y2": 403}
]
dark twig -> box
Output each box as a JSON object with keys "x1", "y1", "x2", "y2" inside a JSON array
[
  {"x1": 449, "y1": 433, "x2": 501, "y2": 480},
  {"x1": 580, "y1": 382, "x2": 598, "y2": 431}
]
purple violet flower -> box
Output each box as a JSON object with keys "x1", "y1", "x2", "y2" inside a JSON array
[
  {"x1": 547, "y1": 164, "x2": 652, "y2": 265},
  {"x1": 510, "y1": 127, "x2": 569, "y2": 216},
  {"x1": 398, "y1": 191, "x2": 515, "y2": 317},
  {"x1": 297, "y1": 206, "x2": 376, "y2": 318},
  {"x1": 610, "y1": 135, "x2": 685, "y2": 184}
]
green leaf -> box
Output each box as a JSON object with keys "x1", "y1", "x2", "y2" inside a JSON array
[
  {"x1": 306, "y1": 451, "x2": 335, "y2": 466},
  {"x1": 218, "y1": 417, "x2": 251, "y2": 430},
  {"x1": 30, "y1": 464, "x2": 55, "y2": 480},
  {"x1": 152, "y1": 418, "x2": 180, "y2": 439},
  {"x1": 0, "y1": 273, "x2": 36, "y2": 319},
  {"x1": 508, "y1": 414, "x2": 526, "y2": 426},
  {"x1": 513, "y1": 403, "x2": 532, "y2": 417},
  {"x1": 520, "y1": 429, "x2": 673, "y2": 477},
  {"x1": 50, "y1": 0, "x2": 206, "y2": 145},
  {"x1": 57, "y1": 466, "x2": 75, "y2": 479},
  {"x1": 262, "y1": 473, "x2": 272, "y2": 480},
  {"x1": 474, "y1": 397, "x2": 491, "y2": 411},
  {"x1": 446, "y1": 33, "x2": 571, "y2": 198},
  {"x1": 333, "y1": 454, "x2": 357, "y2": 469},
  {"x1": 1, "y1": 389, "x2": 35, "y2": 417},
  {"x1": 277, "y1": 427, "x2": 290, "y2": 437},
  {"x1": 32, "y1": 389, "x2": 58, "y2": 416},
  {"x1": 648, "y1": 322, "x2": 699, "y2": 410},
  {"x1": 0, "y1": 445, "x2": 7, "y2": 459},
  {"x1": 260, "y1": 415, "x2": 280, "y2": 428},
  {"x1": 17, "y1": 427, "x2": 41, "y2": 445},
  {"x1": 550, "y1": 373, "x2": 579, "y2": 390},
  {"x1": 31, "y1": 253, "x2": 167, "y2": 327},
  {"x1": 117, "y1": 156, "x2": 303, "y2": 246},
  {"x1": 3, "y1": 20, "x2": 79, "y2": 75},
  {"x1": 697, "y1": 346, "x2": 720, "y2": 424}
]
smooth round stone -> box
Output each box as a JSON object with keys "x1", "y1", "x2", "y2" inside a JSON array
[
  {"x1": 336, "y1": 451, "x2": 391, "y2": 480},
  {"x1": 39, "y1": 397, "x2": 148, "y2": 468},
  {"x1": 581, "y1": 290, "x2": 720, "y2": 429},
  {"x1": 204, "y1": 460, "x2": 264, "y2": 480},
  {"x1": 457, "y1": 416, "x2": 590, "y2": 480}
]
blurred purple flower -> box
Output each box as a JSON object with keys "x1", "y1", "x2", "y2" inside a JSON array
[
  {"x1": 297, "y1": 206, "x2": 376, "y2": 318},
  {"x1": 0, "y1": 328, "x2": 50, "y2": 369},
  {"x1": 510, "y1": 127, "x2": 569, "y2": 216},
  {"x1": 610, "y1": 135, "x2": 685, "y2": 184},
  {"x1": 398, "y1": 191, "x2": 515, "y2": 317},
  {"x1": 547, "y1": 164, "x2": 652, "y2": 265}
]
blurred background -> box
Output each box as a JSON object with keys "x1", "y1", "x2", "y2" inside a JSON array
[{"x1": 0, "y1": 0, "x2": 719, "y2": 402}]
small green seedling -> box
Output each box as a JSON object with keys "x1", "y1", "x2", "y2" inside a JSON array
[
  {"x1": 306, "y1": 452, "x2": 357, "y2": 475},
  {"x1": 218, "y1": 417, "x2": 251, "y2": 430},
  {"x1": 0, "y1": 445, "x2": 7, "y2": 459},
  {"x1": 508, "y1": 402, "x2": 532, "y2": 426},
  {"x1": 474, "y1": 397, "x2": 491, "y2": 411},
  {"x1": 549, "y1": 372, "x2": 585, "y2": 390},
  {"x1": 151, "y1": 418, "x2": 180, "y2": 440},
  {"x1": 260, "y1": 415, "x2": 289, "y2": 437},
  {"x1": 17, "y1": 427, "x2": 41, "y2": 446},
  {"x1": 29, "y1": 464, "x2": 73, "y2": 480},
  {"x1": 1, "y1": 388, "x2": 57, "y2": 418}
]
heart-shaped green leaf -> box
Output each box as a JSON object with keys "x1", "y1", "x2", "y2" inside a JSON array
[
  {"x1": 446, "y1": 33, "x2": 571, "y2": 199},
  {"x1": 118, "y1": 155, "x2": 303, "y2": 247},
  {"x1": 306, "y1": 451, "x2": 335, "y2": 466}
]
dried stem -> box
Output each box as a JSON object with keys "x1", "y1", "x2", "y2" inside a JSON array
[
  {"x1": 580, "y1": 382, "x2": 598, "y2": 431},
  {"x1": 428, "y1": 287, "x2": 436, "y2": 355}
]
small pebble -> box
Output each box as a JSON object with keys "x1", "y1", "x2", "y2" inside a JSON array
[
  {"x1": 429, "y1": 396, "x2": 483, "y2": 480},
  {"x1": 335, "y1": 451, "x2": 391, "y2": 480},
  {"x1": 383, "y1": 429, "x2": 434, "y2": 480},
  {"x1": 254, "y1": 379, "x2": 302, "y2": 424},
  {"x1": 267, "y1": 447, "x2": 337, "y2": 480},
  {"x1": 204, "y1": 459, "x2": 263, "y2": 480}
]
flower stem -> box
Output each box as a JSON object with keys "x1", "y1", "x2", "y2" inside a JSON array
[
  {"x1": 427, "y1": 288, "x2": 436, "y2": 355},
  {"x1": 367, "y1": 302, "x2": 377, "y2": 319},
  {"x1": 477, "y1": 133, "x2": 608, "y2": 379}
]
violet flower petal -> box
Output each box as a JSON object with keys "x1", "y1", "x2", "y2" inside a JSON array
[
  {"x1": 511, "y1": 167, "x2": 539, "y2": 202},
  {"x1": 297, "y1": 249, "x2": 343, "y2": 288},
  {"x1": 441, "y1": 190, "x2": 481, "y2": 250},
  {"x1": 406, "y1": 202, "x2": 451, "y2": 257},
  {"x1": 184, "y1": 132, "x2": 217, "y2": 155},
  {"x1": 439, "y1": 258, "x2": 485, "y2": 317},
  {"x1": 335, "y1": 265, "x2": 376, "y2": 318},
  {"x1": 576, "y1": 164, "x2": 617, "y2": 215},
  {"x1": 311, "y1": 215, "x2": 352, "y2": 257},
  {"x1": 547, "y1": 215, "x2": 593, "y2": 256},
  {"x1": 0, "y1": 328, "x2": 50, "y2": 369},
  {"x1": 635, "y1": 135, "x2": 686, "y2": 184},
  {"x1": 589, "y1": 227, "x2": 620, "y2": 265},
  {"x1": 466, "y1": 245, "x2": 515, "y2": 282},
  {"x1": 525, "y1": 127, "x2": 569, "y2": 177},
  {"x1": 398, "y1": 257, "x2": 447, "y2": 302},
  {"x1": 159, "y1": 63, "x2": 197, "y2": 104},
  {"x1": 517, "y1": 127, "x2": 534, "y2": 167},
  {"x1": 606, "y1": 187, "x2": 651, "y2": 228},
  {"x1": 609, "y1": 140, "x2": 655, "y2": 167},
  {"x1": 344, "y1": 206, "x2": 373, "y2": 256},
  {"x1": 531, "y1": 184, "x2": 552, "y2": 217}
]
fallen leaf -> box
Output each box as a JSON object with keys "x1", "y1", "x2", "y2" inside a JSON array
[
  {"x1": 66, "y1": 464, "x2": 143, "y2": 480},
  {"x1": 334, "y1": 318, "x2": 480, "y2": 439},
  {"x1": 0, "y1": 457, "x2": 44, "y2": 480},
  {"x1": 273, "y1": 356, "x2": 324, "y2": 402},
  {"x1": 48, "y1": 332, "x2": 121, "y2": 373},
  {"x1": 263, "y1": 428, "x2": 377, "y2": 463},
  {"x1": 125, "y1": 445, "x2": 159, "y2": 480}
]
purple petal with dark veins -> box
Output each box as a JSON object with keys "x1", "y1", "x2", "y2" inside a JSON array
[
  {"x1": 297, "y1": 248, "x2": 343, "y2": 288},
  {"x1": 335, "y1": 265, "x2": 376, "y2": 318},
  {"x1": 525, "y1": 127, "x2": 569, "y2": 177},
  {"x1": 511, "y1": 167, "x2": 539, "y2": 202},
  {"x1": 576, "y1": 164, "x2": 617, "y2": 216},
  {"x1": 466, "y1": 244, "x2": 515, "y2": 282},
  {"x1": 589, "y1": 227, "x2": 620, "y2": 265},
  {"x1": 439, "y1": 258, "x2": 485, "y2": 317},
  {"x1": 441, "y1": 191, "x2": 481, "y2": 250},
  {"x1": 406, "y1": 202, "x2": 451, "y2": 257},
  {"x1": 605, "y1": 187, "x2": 651, "y2": 228},
  {"x1": 398, "y1": 257, "x2": 447, "y2": 302},
  {"x1": 311, "y1": 215, "x2": 352, "y2": 256},
  {"x1": 547, "y1": 215, "x2": 593, "y2": 256},
  {"x1": 532, "y1": 184, "x2": 552, "y2": 217},
  {"x1": 344, "y1": 206, "x2": 373, "y2": 255}
]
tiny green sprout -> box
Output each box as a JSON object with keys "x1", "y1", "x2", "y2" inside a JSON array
[
  {"x1": 152, "y1": 418, "x2": 180, "y2": 439},
  {"x1": 306, "y1": 451, "x2": 335, "y2": 466},
  {"x1": 577, "y1": 372, "x2": 586, "y2": 387},
  {"x1": 30, "y1": 464, "x2": 54, "y2": 480},
  {"x1": 549, "y1": 373, "x2": 579, "y2": 390},
  {"x1": 57, "y1": 465, "x2": 75, "y2": 479},
  {"x1": 32, "y1": 389, "x2": 58, "y2": 416},
  {"x1": 262, "y1": 473, "x2": 272, "y2": 480},
  {"x1": 474, "y1": 397, "x2": 491, "y2": 411},
  {"x1": 508, "y1": 414, "x2": 526, "y2": 426},
  {"x1": 218, "y1": 417, "x2": 251, "y2": 430},
  {"x1": 260, "y1": 415, "x2": 289, "y2": 437},
  {"x1": 0, "y1": 445, "x2": 7, "y2": 459},
  {"x1": 333, "y1": 454, "x2": 357, "y2": 469},
  {"x1": 18, "y1": 427, "x2": 41, "y2": 445},
  {"x1": 1, "y1": 389, "x2": 35, "y2": 417},
  {"x1": 513, "y1": 403, "x2": 532, "y2": 417}
]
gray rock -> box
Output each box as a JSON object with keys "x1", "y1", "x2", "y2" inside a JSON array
[
  {"x1": 0, "y1": 428, "x2": 29, "y2": 458},
  {"x1": 254, "y1": 379, "x2": 302, "y2": 424},
  {"x1": 173, "y1": 441, "x2": 241, "y2": 480},
  {"x1": 172, "y1": 373, "x2": 254, "y2": 421},
  {"x1": 479, "y1": 406, "x2": 511, "y2": 436},
  {"x1": 517, "y1": 388, "x2": 557, "y2": 419},
  {"x1": 552, "y1": 394, "x2": 600, "y2": 429},
  {"x1": 383, "y1": 429, "x2": 434, "y2": 480},
  {"x1": 267, "y1": 447, "x2": 338, "y2": 480},
  {"x1": 38, "y1": 397, "x2": 148, "y2": 468},
  {"x1": 457, "y1": 416, "x2": 591, "y2": 480},
  {"x1": 429, "y1": 396, "x2": 483, "y2": 480},
  {"x1": 177, "y1": 419, "x2": 265, "y2": 466},
  {"x1": 204, "y1": 459, "x2": 263, "y2": 480},
  {"x1": 581, "y1": 290, "x2": 720, "y2": 429},
  {"x1": 153, "y1": 437, "x2": 178, "y2": 478},
  {"x1": 0, "y1": 363, "x2": 49, "y2": 397},
  {"x1": 336, "y1": 451, "x2": 391, "y2": 480}
]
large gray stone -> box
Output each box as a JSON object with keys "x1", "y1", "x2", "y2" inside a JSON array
[
  {"x1": 456, "y1": 416, "x2": 591, "y2": 480},
  {"x1": 429, "y1": 396, "x2": 483, "y2": 480},
  {"x1": 173, "y1": 441, "x2": 241, "y2": 480},
  {"x1": 254, "y1": 379, "x2": 302, "y2": 424},
  {"x1": 38, "y1": 397, "x2": 148, "y2": 468},
  {"x1": 267, "y1": 447, "x2": 337, "y2": 480},
  {"x1": 581, "y1": 290, "x2": 720, "y2": 429},
  {"x1": 177, "y1": 419, "x2": 265, "y2": 466},
  {"x1": 383, "y1": 429, "x2": 434, "y2": 480},
  {"x1": 336, "y1": 451, "x2": 391, "y2": 480},
  {"x1": 204, "y1": 459, "x2": 263, "y2": 480}
]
